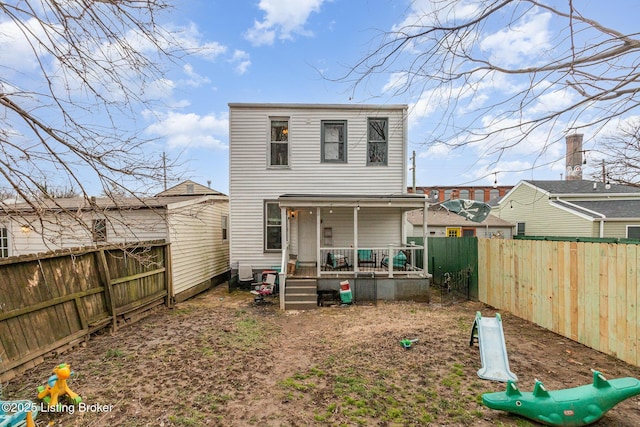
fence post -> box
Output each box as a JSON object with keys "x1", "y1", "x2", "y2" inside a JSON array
[{"x1": 97, "y1": 250, "x2": 117, "y2": 332}]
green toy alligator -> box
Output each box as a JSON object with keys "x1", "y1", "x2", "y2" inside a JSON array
[{"x1": 483, "y1": 370, "x2": 640, "y2": 426}]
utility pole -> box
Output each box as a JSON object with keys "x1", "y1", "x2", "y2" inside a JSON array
[
  {"x1": 162, "y1": 152, "x2": 167, "y2": 191},
  {"x1": 410, "y1": 150, "x2": 416, "y2": 193},
  {"x1": 602, "y1": 159, "x2": 606, "y2": 183}
]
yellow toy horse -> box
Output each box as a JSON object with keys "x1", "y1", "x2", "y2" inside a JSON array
[{"x1": 37, "y1": 363, "x2": 82, "y2": 407}]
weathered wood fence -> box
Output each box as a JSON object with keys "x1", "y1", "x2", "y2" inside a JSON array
[
  {"x1": 478, "y1": 238, "x2": 639, "y2": 367},
  {"x1": 0, "y1": 241, "x2": 170, "y2": 381}
]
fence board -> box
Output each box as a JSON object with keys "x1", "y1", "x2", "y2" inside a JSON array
[
  {"x1": 478, "y1": 238, "x2": 640, "y2": 367},
  {"x1": 0, "y1": 241, "x2": 168, "y2": 381}
]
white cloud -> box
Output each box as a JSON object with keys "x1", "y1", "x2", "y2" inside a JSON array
[
  {"x1": 182, "y1": 63, "x2": 211, "y2": 87},
  {"x1": 419, "y1": 142, "x2": 453, "y2": 158},
  {"x1": 245, "y1": 0, "x2": 326, "y2": 46},
  {"x1": 230, "y1": 50, "x2": 251, "y2": 75},
  {"x1": 392, "y1": 0, "x2": 481, "y2": 32},
  {"x1": 382, "y1": 72, "x2": 408, "y2": 94},
  {"x1": 0, "y1": 17, "x2": 54, "y2": 74},
  {"x1": 146, "y1": 112, "x2": 228, "y2": 150},
  {"x1": 480, "y1": 11, "x2": 552, "y2": 67}
]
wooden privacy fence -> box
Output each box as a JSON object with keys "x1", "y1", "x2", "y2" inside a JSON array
[
  {"x1": 478, "y1": 238, "x2": 639, "y2": 367},
  {"x1": 0, "y1": 241, "x2": 170, "y2": 381}
]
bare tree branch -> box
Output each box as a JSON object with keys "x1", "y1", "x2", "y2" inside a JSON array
[{"x1": 339, "y1": 0, "x2": 640, "y2": 173}]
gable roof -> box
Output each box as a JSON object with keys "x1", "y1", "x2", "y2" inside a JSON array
[
  {"x1": 523, "y1": 180, "x2": 640, "y2": 195},
  {"x1": 552, "y1": 199, "x2": 640, "y2": 220},
  {"x1": 406, "y1": 207, "x2": 514, "y2": 227},
  {"x1": 156, "y1": 180, "x2": 225, "y2": 197},
  {"x1": 2, "y1": 194, "x2": 225, "y2": 214}
]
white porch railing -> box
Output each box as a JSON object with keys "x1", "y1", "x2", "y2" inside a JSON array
[{"x1": 320, "y1": 245, "x2": 424, "y2": 277}]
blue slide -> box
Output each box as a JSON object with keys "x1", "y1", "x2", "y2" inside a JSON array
[{"x1": 470, "y1": 311, "x2": 518, "y2": 382}]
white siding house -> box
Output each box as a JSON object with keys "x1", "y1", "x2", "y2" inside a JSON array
[
  {"x1": 229, "y1": 103, "x2": 429, "y2": 308},
  {"x1": 1, "y1": 182, "x2": 229, "y2": 302}
]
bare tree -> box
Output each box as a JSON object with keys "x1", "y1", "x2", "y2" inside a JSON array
[
  {"x1": 0, "y1": 0, "x2": 189, "y2": 251},
  {"x1": 341, "y1": 0, "x2": 640, "y2": 163},
  {"x1": 592, "y1": 119, "x2": 640, "y2": 187}
]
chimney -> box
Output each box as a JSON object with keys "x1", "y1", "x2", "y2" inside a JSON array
[{"x1": 565, "y1": 134, "x2": 584, "y2": 180}]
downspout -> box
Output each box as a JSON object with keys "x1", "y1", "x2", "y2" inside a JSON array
[{"x1": 556, "y1": 198, "x2": 606, "y2": 238}]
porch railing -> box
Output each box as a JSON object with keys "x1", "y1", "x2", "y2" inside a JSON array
[{"x1": 320, "y1": 245, "x2": 424, "y2": 277}]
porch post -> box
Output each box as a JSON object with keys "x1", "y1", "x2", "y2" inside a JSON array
[
  {"x1": 280, "y1": 206, "x2": 288, "y2": 310},
  {"x1": 423, "y1": 199, "x2": 429, "y2": 278},
  {"x1": 316, "y1": 207, "x2": 321, "y2": 277},
  {"x1": 388, "y1": 244, "x2": 394, "y2": 278},
  {"x1": 353, "y1": 206, "x2": 359, "y2": 273}
]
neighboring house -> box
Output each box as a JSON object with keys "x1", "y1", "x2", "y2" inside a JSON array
[
  {"x1": 228, "y1": 103, "x2": 430, "y2": 309},
  {"x1": 0, "y1": 181, "x2": 229, "y2": 302},
  {"x1": 494, "y1": 180, "x2": 640, "y2": 239},
  {"x1": 406, "y1": 206, "x2": 514, "y2": 239}
]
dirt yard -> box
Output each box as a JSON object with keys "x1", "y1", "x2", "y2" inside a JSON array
[{"x1": 4, "y1": 284, "x2": 640, "y2": 427}]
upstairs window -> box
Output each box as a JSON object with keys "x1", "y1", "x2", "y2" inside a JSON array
[
  {"x1": 321, "y1": 121, "x2": 347, "y2": 163},
  {"x1": 367, "y1": 118, "x2": 388, "y2": 166},
  {"x1": 269, "y1": 118, "x2": 289, "y2": 167}
]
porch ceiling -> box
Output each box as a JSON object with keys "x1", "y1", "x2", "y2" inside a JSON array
[{"x1": 278, "y1": 193, "x2": 428, "y2": 209}]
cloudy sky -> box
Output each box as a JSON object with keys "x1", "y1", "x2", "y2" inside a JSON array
[{"x1": 2, "y1": 0, "x2": 638, "y2": 195}]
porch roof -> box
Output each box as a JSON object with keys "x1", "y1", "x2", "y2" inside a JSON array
[{"x1": 277, "y1": 193, "x2": 428, "y2": 209}]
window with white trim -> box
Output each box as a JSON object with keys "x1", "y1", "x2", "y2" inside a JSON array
[
  {"x1": 0, "y1": 227, "x2": 8, "y2": 258},
  {"x1": 367, "y1": 117, "x2": 388, "y2": 165},
  {"x1": 627, "y1": 225, "x2": 640, "y2": 239},
  {"x1": 516, "y1": 222, "x2": 525, "y2": 236},
  {"x1": 269, "y1": 118, "x2": 289, "y2": 167},
  {"x1": 264, "y1": 201, "x2": 282, "y2": 251},
  {"x1": 321, "y1": 120, "x2": 347, "y2": 163}
]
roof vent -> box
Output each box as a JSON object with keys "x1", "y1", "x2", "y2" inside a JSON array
[{"x1": 593, "y1": 182, "x2": 597, "y2": 190}]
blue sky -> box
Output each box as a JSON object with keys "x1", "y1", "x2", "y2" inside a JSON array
[{"x1": 3, "y1": 0, "x2": 638, "y2": 196}]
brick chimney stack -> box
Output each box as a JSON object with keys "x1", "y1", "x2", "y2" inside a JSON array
[{"x1": 565, "y1": 133, "x2": 584, "y2": 180}]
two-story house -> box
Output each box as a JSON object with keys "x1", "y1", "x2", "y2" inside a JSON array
[{"x1": 228, "y1": 103, "x2": 429, "y2": 309}]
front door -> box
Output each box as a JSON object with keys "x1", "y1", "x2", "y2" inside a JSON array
[{"x1": 298, "y1": 209, "x2": 317, "y2": 264}]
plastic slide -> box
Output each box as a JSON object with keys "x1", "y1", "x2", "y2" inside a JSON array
[{"x1": 470, "y1": 311, "x2": 518, "y2": 382}]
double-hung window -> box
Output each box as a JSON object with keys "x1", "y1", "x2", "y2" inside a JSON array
[
  {"x1": 321, "y1": 120, "x2": 347, "y2": 163},
  {"x1": 269, "y1": 118, "x2": 289, "y2": 167},
  {"x1": 0, "y1": 227, "x2": 8, "y2": 258},
  {"x1": 367, "y1": 117, "x2": 388, "y2": 166},
  {"x1": 265, "y1": 201, "x2": 282, "y2": 251},
  {"x1": 516, "y1": 222, "x2": 525, "y2": 236}
]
